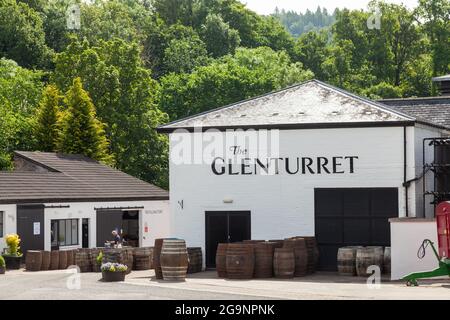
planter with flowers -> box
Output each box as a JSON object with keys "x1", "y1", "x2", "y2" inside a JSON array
[
  {"x1": 2, "y1": 234, "x2": 23, "y2": 270},
  {"x1": 101, "y1": 262, "x2": 127, "y2": 282},
  {"x1": 0, "y1": 256, "x2": 5, "y2": 274}
]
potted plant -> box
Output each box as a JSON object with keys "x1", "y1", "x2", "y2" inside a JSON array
[
  {"x1": 101, "y1": 262, "x2": 127, "y2": 282},
  {"x1": 2, "y1": 234, "x2": 23, "y2": 270},
  {"x1": 94, "y1": 251, "x2": 103, "y2": 273},
  {"x1": 0, "y1": 256, "x2": 6, "y2": 274}
]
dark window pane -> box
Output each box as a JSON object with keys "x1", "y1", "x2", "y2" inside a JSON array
[
  {"x1": 65, "y1": 220, "x2": 72, "y2": 245},
  {"x1": 0, "y1": 211, "x2": 3, "y2": 237},
  {"x1": 72, "y1": 220, "x2": 78, "y2": 245},
  {"x1": 59, "y1": 220, "x2": 66, "y2": 246}
]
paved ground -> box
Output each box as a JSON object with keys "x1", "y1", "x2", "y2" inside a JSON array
[{"x1": 0, "y1": 269, "x2": 449, "y2": 300}]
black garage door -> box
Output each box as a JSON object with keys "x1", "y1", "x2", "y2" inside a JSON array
[{"x1": 315, "y1": 188, "x2": 398, "y2": 271}]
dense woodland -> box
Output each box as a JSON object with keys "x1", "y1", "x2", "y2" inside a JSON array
[{"x1": 0, "y1": 0, "x2": 449, "y2": 189}]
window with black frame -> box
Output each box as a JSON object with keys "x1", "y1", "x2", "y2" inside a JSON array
[
  {"x1": 0, "y1": 211, "x2": 3, "y2": 238},
  {"x1": 51, "y1": 219, "x2": 78, "y2": 247}
]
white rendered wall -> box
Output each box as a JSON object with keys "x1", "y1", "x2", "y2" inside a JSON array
[
  {"x1": 169, "y1": 126, "x2": 413, "y2": 253},
  {"x1": 390, "y1": 219, "x2": 439, "y2": 280},
  {"x1": 43, "y1": 200, "x2": 170, "y2": 251},
  {"x1": 0, "y1": 204, "x2": 17, "y2": 253}
]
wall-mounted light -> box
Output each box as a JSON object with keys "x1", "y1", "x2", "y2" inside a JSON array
[{"x1": 223, "y1": 199, "x2": 233, "y2": 204}]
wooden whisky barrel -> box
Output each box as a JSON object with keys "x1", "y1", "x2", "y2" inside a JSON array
[
  {"x1": 66, "y1": 250, "x2": 75, "y2": 267},
  {"x1": 356, "y1": 247, "x2": 377, "y2": 277},
  {"x1": 283, "y1": 238, "x2": 308, "y2": 277},
  {"x1": 187, "y1": 247, "x2": 202, "y2": 274},
  {"x1": 59, "y1": 250, "x2": 68, "y2": 269},
  {"x1": 367, "y1": 246, "x2": 384, "y2": 273},
  {"x1": 41, "y1": 251, "x2": 51, "y2": 271},
  {"x1": 123, "y1": 247, "x2": 134, "y2": 274},
  {"x1": 216, "y1": 243, "x2": 228, "y2": 278},
  {"x1": 74, "y1": 249, "x2": 92, "y2": 272},
  {"x1": 50, "y1": 250, "x2": 59, "y2": 270},
  {"x1": 225, "y1": 243, "x2": 255, "y2": 279},
  {"x1": 133, "y1": 247, "x2": 153, "y2": 270},
  {"x1": 254, "y1": 242, "x2": 277, "y2": 278},
  {"x1": 337, "y1": 247, "x2": 358, "y2": 276},
  {"x1": 273, "y1": 248, "x2": 295, "y2": 278},
  {"x1": 160, "y1": 239, "x2": 189, "y2": 281},
  {"x1": 153, "y1": 239, "x2": 165, "y2": 279},
  {"x1": 25, "y1": 250, "x2": 42, "y2": 271},
  {"x1": 383, "y1": 247, "x2": 391, "y2": 274}
]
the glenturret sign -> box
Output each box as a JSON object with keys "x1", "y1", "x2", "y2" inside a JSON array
[{"x1": 211, "y1": 155, "x2": 359, "y2": 176}]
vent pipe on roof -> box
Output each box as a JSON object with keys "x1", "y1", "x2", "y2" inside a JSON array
[{"x1": 432, "y1": 74, "x2": 450, "y2": 96}]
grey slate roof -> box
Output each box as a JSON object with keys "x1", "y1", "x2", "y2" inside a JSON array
[
  {"x1": 379, "y1": 96, "x2": 450, "y2": 129},
  {"x1": 158, "y1": 80, "x2": 424, "y2": 132},
  {"x1": 0, "y1": 151, "x2": 169, "y2": 204}
]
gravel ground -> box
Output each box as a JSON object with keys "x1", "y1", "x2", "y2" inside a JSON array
[{"x1": 0, "y1": 269, "x2": 449, "y2": 300}]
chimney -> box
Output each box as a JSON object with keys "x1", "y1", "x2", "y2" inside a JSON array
[{"x1": 432, "y1": 74, "x2": 450, "y2": 96}]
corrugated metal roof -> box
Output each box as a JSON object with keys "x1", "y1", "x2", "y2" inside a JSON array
[
  {"x1": 0, "y1": 151, "x2": 169, "y2": 204},
  {"x1": 379, "y1": 96, "x2": 450, "y2": 129},
  {"x1": 158, "y1": 80, "x2": 417, "y2": 132}
]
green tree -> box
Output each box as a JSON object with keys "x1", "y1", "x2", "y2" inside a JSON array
[
  {"x1": 416, "y1": 0, "x2": 450, "y2": 78},
  {"x1": 294, "y1": 30, "x2": 330, "y2": 80},
  {"x1": 322, "y1": 40, "x2": 354, "y2": 88},
  {"x1": 0, "y1": 0, "x2": 53, "y2": 68},
  {"x1": 163, "y1": 36, "x2": 209, "y2": 74},
  {"x1": 53, "y1": 37, "x2": 169, "y2": 188},
  {"x1": 34, "y1": 85, "x2": 61, "y2": 152},
  {"x1": 201, "y1": 13, "x2": 240, "y2": 57},
  {"x1": 159, "y1": 46, "x2": 313, "y2": 120},
  {"x1": 58, "y1": 77, "x2": 113, "y2": 164}
]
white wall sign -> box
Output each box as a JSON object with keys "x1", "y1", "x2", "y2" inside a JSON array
[{"x1": 33, "y1": 222, "x2": 41, "y2": 235}]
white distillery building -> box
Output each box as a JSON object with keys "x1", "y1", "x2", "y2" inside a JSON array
[
  {"x1": 158, "y1": 80, "x2": 450, "y2": 279},
  {"x1": 0, "y1": 151, "x2": 170, "y2": 253}
]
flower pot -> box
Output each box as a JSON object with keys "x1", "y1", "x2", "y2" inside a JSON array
[
  {"x1": 3, "y1": 255, "x2": 22, "y2": 270},
  {"x1": 0, "y1": 267, "x2": 5, "y2": 274},
  {"x1": 102, "y1": 271, "x2": 126, "y2": 282}
]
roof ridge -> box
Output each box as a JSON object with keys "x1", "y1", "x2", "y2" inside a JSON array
[
  {"x1": 311, "y1": 80, "x2": 416, "y2": 121},
  {"x1": 157, "y1": 79, "x2": 318, "y2": 129}
]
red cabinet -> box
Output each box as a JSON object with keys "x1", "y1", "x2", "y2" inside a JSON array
[{"x1": 436, "y1": 202, "x2": 450, "y2": 258}]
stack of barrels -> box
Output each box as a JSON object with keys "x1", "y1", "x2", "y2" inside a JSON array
[
  {"x1": 25, "y1": 249, "x2": 77, "y2": 272},
  {"x1": 216, "y1": 236, "x2": 319, "y2": 280},
  {"x1": 133, "y1": 247, "x2": 153, "y2": 270},
  {"x1": 337, "y1": 246, "x2": 391, "y2": 276}
]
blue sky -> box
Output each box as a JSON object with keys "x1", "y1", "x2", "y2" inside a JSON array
[{"x1": 238, "y1": 0, "x2": 419, "y2": 15}]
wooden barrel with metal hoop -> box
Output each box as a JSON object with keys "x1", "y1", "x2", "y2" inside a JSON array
[
  {"x1": 25, "y1": 250, "x2": 42, "y2": 271},
  {"x1": 50, "y1": 250, "x2": 59, "y2": 270},
  {"x1": 225, "y1": 243, "x2": 255, "y2": 279},
  {"x1": 187, "y1": 247, "x2": 202, "y2": 274},
  {"x1": 254, "y1": 242, "x2": 278, "y2": 278},
  {"x1": 273, "y1": 248, "x2": 295, "y2": 278},
  {"x1": 133, "y1": 247, "x2": 153, "y2": 270},
  {"x1": 58, "y1": 250, "x2": 68, "y2": 269},
  {"x1": 283, "y1": 238, "x2": 308, "y2": 277},
  {"x1": 216, "y1": 243, "x2": 228, "y2": 278},
  {"x1": 41, "y1": 251, "x2": 51, "y2": 271},
  {"x1": 160, "y1": 239, "x2": 189, "y2": 281},
  {"x1": 153, "y1": 239, "x2": 165, "y2": 279}
]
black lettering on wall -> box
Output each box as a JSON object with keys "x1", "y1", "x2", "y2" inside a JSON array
[
  {"x1": 255, "y1": 158, "x2": 269, "y2": 175},
  {"x1": 317, "y1": 157, "x2": 331, "y2": 174},
  {"x1": 211, "y1": 157, "x2": 225, "y2": 175},
  {"x1": 241, "y1": 158, "x2": 252, "y2": 175},
  {"x1": 332, "y1": 157, "x2": 344, "y2": 174},
  {"x1": 302, "y1": 157, "x2": 315, "y2": 174},
  {"x1": 345, "y1": 156, "x2": 359, "y2": 173},
  {"x1": 285, "y1": 158, "x2": 300, "y2": 174}
]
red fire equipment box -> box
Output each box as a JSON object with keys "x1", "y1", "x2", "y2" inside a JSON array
[{"x1": 436, "y1": 201, "x2": 450, "y2": 258}]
